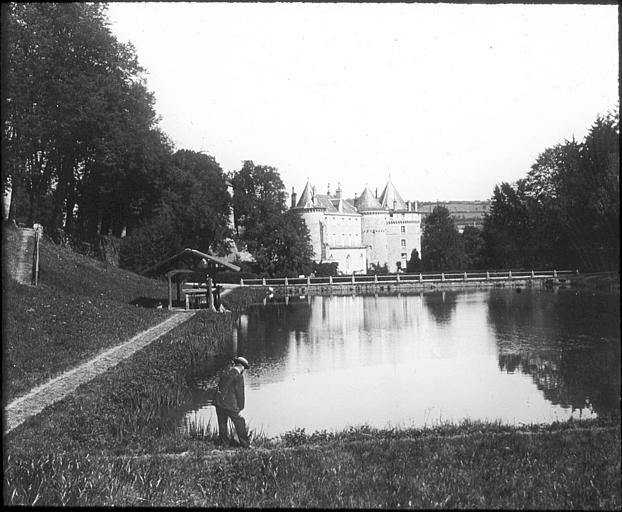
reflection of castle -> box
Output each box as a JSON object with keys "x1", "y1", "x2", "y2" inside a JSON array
[{"x1": 291, "y1": 179, "x2": 422, "y2": 274}]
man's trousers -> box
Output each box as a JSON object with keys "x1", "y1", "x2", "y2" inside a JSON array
[{"x1": 215, "y1": 406, "x2": 250, "y2": 448}]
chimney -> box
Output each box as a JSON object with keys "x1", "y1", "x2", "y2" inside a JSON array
[
  {"x1": 414, "y1": 200, "x2": 418, "y2": 211},
  {"x1": 327, "y1": 183, "x2": 331, "y2": 196},
  {"x1": 336, "y1": 182, "x2": 342, "y2": 199},
  {"x1": 291, "y1": 186, "x2": 297, "y2": 209},
  {"x1": 375, "y1": 188, "x2": 378, "y2": 198},
  {"x1": 406, "y1": 200, "x2": 411, "y2": 211}
]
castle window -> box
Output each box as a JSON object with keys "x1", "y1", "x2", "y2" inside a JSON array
[
  {"x1": 400, "y1": 226, "x2": 405, "y2": 233},
  {"x1": 401, "y1": 239, "x2": 406, "y2": 247}
]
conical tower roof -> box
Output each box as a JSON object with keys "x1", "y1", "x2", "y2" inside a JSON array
[
  {"x1": 379, "y1": 178, "x2": 407, "y2": 210},
  {"x1": 356, "y1": 187, "x2": 383, "y2": 211},
  {"x1": 296, "y1": 180, "x2": 315, "y2": 208}
]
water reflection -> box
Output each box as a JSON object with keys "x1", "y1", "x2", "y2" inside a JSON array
[
  {"x1": 488, "y1": 288, "x2": 620, "y2": 418},
  {"x1": 423, "y1": 291, "x2": 458, "y2": 324},
  {"x1": 183, "y1": 289, "x2": 620, "y2": 437}
]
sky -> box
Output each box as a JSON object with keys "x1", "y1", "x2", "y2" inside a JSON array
[{"x1": 106, "y1": 2, "x2": 618, "y2": 202}]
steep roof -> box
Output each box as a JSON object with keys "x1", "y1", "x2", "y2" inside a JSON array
[
  {"x1": 329, "y1": 198, "x2": 358, "y2": 214},
  {"x1": 312, "y1": 194, "x2": 337, "y2": 211},
  {"x1": 379, "y1": 179, "x2": 407, "y2": 210},
  {"x1": 356, "y1": 187, "x2": 383, "y2": 211},
  {"x1": 296, "y1": 180, "x2": 315, "y2": 208}
]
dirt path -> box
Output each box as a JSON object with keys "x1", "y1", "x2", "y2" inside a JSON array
[{"x1": 5, "y1": 311, "x2": 197, "y2": 434}]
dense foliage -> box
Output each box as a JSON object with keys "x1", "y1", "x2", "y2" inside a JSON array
[
  {"x1": 482, "y1": 109, "x2": 619, "y2": 272},
  {"x1": 229, "y1": 161, "x2": 313, "y2": 276},
  {"x1": 421, "y1": 206, "x2": 467, "y2": 271},
  {"x1": 4, "y1": 3, "x2": 167, "y2": 239},
  {"x1": 3, "y1": 2, "x2": 236, "y2": 269},
  {"x1": 119, "y1": 149, "x2": 232, "y2": 272}
]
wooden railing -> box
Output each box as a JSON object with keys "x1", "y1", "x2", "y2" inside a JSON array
[{"x1": 238, "y1": 269, "x2": 578, "y2": 287}]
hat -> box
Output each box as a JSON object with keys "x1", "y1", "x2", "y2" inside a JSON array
[{"x1": 233, "y1": 356, "x2": 250, "y2": 369}]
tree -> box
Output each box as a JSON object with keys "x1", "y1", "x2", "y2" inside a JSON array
[
  {"x1": 4, "y1": 3, "x2": 167, "y2": 243},
  {"x1": 229, "y1": 160, "x2": 286, "y2": 245},
  {"x1": 229, "y1": 161, "x2": 313, "y2": 276},
  {"x1": 512, "y1": 107, "x2": 620, "y2": 271},
  {"x1": 406, "y1": 248, "x2": 422, "y2": 272},
  {"x1": 119, "y1": 149, "x2": 232, "y2": 272},
  {"x1": 252, "y1": 211, "x2": 313, "y2": 277},
  {"x1": 461, "y1": 226, "x2": 485, "y2": 270},
  {"x1": 481, "y1": 183, "x2": 531, "y2": 269},
  {"x1": 421, "y1": 206, "x2": 467, "y2": 271}
]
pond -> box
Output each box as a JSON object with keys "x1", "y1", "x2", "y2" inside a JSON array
[{"x1": 183, "y1": 287, "x2": 620, "y2": 438}]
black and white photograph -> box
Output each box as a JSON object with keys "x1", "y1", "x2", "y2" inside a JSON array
[{"x1": 3, "y1": 1, "x2": 620, "y2": 507}]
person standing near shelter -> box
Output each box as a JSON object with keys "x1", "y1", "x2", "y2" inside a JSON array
[{"x1": 214, "y1": 356, "x2": 251, "y2": 448}]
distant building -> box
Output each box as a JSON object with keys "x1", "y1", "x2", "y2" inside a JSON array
[
  {"x1": 418, "y1": 201, "x2": 490, "y2": 233},
  {"x1": 291, "y1": 179, "x2": 422, "y2": 274}
]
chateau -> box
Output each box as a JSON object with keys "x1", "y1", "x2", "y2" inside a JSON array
[{"x1": 290, "y1": 179, "x2": 422, "y2": 274}]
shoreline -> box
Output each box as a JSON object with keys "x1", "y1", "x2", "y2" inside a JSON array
[{"x1": 5, "y1": 286, "x2": 620, "y2": 507}]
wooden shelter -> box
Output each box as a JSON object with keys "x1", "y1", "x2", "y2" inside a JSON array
[{"x1": 141, "y1": 248, "x2": 240, "y2": 310}]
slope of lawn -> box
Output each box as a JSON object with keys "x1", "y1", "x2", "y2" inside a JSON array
[{"x1": 3, "y1": 224, "x2": 171, "y2": 403}]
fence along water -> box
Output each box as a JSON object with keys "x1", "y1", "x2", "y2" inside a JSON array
[{"x1": 239, "y1": 269, "x2": 578, "y2": 288}]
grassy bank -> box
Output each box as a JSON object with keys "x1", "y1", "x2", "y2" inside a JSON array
[{"x1": 3, "y1": 225, "x2": 171, "y2": 403}]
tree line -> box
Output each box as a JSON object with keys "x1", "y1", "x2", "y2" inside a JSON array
[
  {"x1": 3, "y1": 3, "x2": 313, "y2": 277},
  {"x1": 4, "y1": 4, "x2": 618, "y2": 277},
  {"x1": 411, "y1": 108, "x2": 619, "y2": 273}
]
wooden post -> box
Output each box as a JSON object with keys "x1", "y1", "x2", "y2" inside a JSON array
[
  {"x1": 285, "y1": 276, "x2": 288, "y2": 285},
  {"x1": 553, "y1": 269, "x2": 557, "y2": 278},
  {"x1": 464, "y1": 271, "x2": 467, "y2": 281},
  {"x1": 176, "y1": 280, "x2": 181, "y2": 304},
  {"x1": 419, "y1": 273, "x2": 422, "y2": 283},
  {"x1": 307, "y1": 276, "x2": 311, "y2": 286},
  {"x1": 396, "y1": 272, "x2": 400, "y2": 283},
  {"x1": 185, "y1": 294, "x2": 190, "y2": 310},
  {"x1": 374, "y1": 274, "x2": 378, "y2": 283},
  {"x1": 329, "y1": 275, "x2": 333, "y2": 285},
  {"x1": 486, "y1": 271, "x2": 490, "y2": 280},
  {"x1": 441, "y1": 273, "x2": 445, "y2": 282},
  {"x1": 167, "y1": 274, "x2": 173, "y2": 310},
  {"x1": 262, "y1": 277, "x2": 266, "y2": 286},
  {"x1": 32, "y1": 229, "x2": 40, "y2": 286},
  {"x1": 207, "y1": 277, "x2": 216, "y2": 312},
  {"x1": 508, "y1": 270, "x2": 512, "y2": 279},
  {"x1": 240, "y1": 278, "x2": 244, "y2": 286},
  {"x1": 352, "y1": 274, "x2": 355, "y2": 284},
  {"x1": 531, "y1": 270, "x2": 535, "y2": 278}
]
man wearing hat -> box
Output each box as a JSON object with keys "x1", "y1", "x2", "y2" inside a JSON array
[{"x1": 214, "y1": 356, "x2": 251, "y2": 448}]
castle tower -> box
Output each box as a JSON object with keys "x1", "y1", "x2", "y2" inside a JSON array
[
  {"x1": 357, "y1": 187, "x2": 388, "y2": 270},
  {"x1": 378, "y1": 178, "x2": 422, "y2": 272},
  {"x1": 293, "y1": 180, "x2": 327, "y2": 261}
]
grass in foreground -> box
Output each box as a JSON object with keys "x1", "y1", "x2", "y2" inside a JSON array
[{"x1": 5, "y1": 421, "x2": 620, "y2": 507}]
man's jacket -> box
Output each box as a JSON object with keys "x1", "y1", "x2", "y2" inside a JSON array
[{"x1": 215, "y1": 367, "x2": 245, "y2": 412}]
